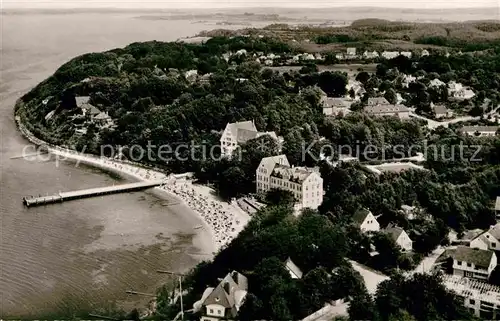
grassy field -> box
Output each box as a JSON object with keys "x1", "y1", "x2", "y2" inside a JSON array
[
  {"x1": 199, "y1": 18, "x2": 500, "y2": 53},
  {"x1": 268, "y1": 63, "x2": 377, "y2": 75}
]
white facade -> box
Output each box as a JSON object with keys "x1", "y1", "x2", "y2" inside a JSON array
[
  {"x1": 459, "y1": 126, "x2": 499, "y2": 137},
  {"x1": 363, "y1": 51, "x2": 379, "y2": 59},
  {"x1": 220, "y1": 120, "x2": 279, "y2": 158},
  {"x1": 364, "y1": 104, "x2": 411, "y2": 119},
  {"x1": 358, "y1": 211, "x2": 380, "y2": 232},
  {"x1": 395, "y1": 230, "x2": 413, "y2": 251},
  {"x1": 471, "y1": 226, "x2": 500, "y2": 251},
  {"x1": 451, "y1": 248, "x2": 497, "y2": 281},
  {"x1": 202, "y1": 304, "x2": 226, "y2": 321},
  {"x1": 256, "y1": 155, "x2": 323, "y2": 210},
  {"x1": 421, "y1": 49, "x2": 430, "y2": 56},
  {"x1": 400, "y1": 51, "x2": 412, "y2": 58},
  {"x1": 381, "y1": 51, "x2": 399, "y2": 59}
]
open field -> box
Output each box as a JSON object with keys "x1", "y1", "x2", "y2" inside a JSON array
[{"x1": 268, "y1": 63, "x2": 377, "y2": 75}]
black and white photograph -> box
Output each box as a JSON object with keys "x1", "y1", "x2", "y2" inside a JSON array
[{"x1": 1, "y1": 0, "x2": 500, "y2": 319}]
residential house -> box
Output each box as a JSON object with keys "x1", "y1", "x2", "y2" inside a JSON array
[
  {"x1": 470, "y1": 224, "x2": 500, "y2": 252},
  {"x1": 364, "y1": 104, "x2": 410, "y2": 119},
  {"x1": 75, "y1": 96, "x2": 102, "y2": 119},
  {"x1": 367, "y1": 97, "x2": 390, "y2": 105},
  {"x1": 346, "y1": 47, "x2": 357, "y2": 58},
  {"x1": 432, "y1": 104, "x2": 453, "y2": 119},
  {"x1": 322, "y1": 97, "x2": 350, "y2": 116},
  {"x1": 443, "y1": 274, "x2": 500, "y2": 319},
  {"x1": 76, "y1": 96, "x2": 91, "y2": 108},
  {"x1": 185, "y1": 69, "x2": 198, "y2": 82},
  {"x1": 384, "y1": 225, "x2": 413, "y2": 251},
  {"x1": 429, "y1": 78, "x2": 446, "y2": 88},
  {"x1": 93, "y1": 111, "x2": 114, "y2": 127},
  {"x1": 219, "y1": 120, "x2": 280, "y2": 158},
  {"x1": 402, "y1": 75, "x2": 416, "y2": 88},
  {"x1": 448, "y1": 81, "x2": 475, "y2": 100},
  {"x1": 452, "y1": 229, "x2": 485, "y2": 247},
  {"x1": 199, "y1": 73, "x2": 212, "y2": 84},
  {"x1": 459, "y1": 126, "x2": 499, "y2": 137},
  {"x1": 346, "y1": 80, "x2": 365, "y2": 98},
  {"x1": 352, "y1": 209, "x2": 380, "y2": 233},
  {"x1": 256, "y1": 155, "x2": 323, "y2": 211},
  {"x1": 448, "y1": 246, "x2": 497, "y2": 281},
  {"x1": 421, "y1": 49, "x2": 430, "y2": 56},
  {"x1": 400, "y1": 51, "x2": 412, "y2": 58},
  {"x1": 285, "y1": 258, "x2": 303, "y2": 279},
  {"x1": 381, "y1": 51, "x2": 399, "y2": 59},
  {"x1": 335, "y1": 53, "x2": 344, "y2": 60},
  {"x1": 400, "y1": 205, "x2": 417, "y2": 220},
  {"x1": 363, "y1": 50, "x2": 379, "y2": 59},
  {"x1": 194, "y1": 271, "x2": 248, "y2": 321}
]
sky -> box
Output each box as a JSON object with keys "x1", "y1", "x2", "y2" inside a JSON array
[{"x1": 2, "y1": 0, "x2": 499, "y2": 9}]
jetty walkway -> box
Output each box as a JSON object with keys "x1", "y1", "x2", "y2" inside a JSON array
[{"x1": 23, "y1": 180, "x2": 165, "y2": 207}]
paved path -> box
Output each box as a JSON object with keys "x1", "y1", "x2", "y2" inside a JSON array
[{"x1": 410, "y1": 112, "x2": 478, "y2": 129}]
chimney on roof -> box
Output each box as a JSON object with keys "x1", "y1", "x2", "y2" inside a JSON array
[
  {"x1": 231, "y1": 271, "x2": 238, "y2": 284},
  {"x1": 223, "y1": 282, "x2": 231, "y2": 294}
]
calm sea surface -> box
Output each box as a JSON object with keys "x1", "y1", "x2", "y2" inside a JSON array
[{"x1": 0, "y1": 11, "x2": 258, "y2": 318}]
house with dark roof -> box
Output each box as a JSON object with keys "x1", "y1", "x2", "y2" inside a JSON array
[
  {"x1": 364, "y1": 104, "x2": 410, "y2": 119},
  {"x1": 449, "y1": 246, "x2": 497, "y2": 281},
  {"x1": 352, "y1": 209, "x2": 380, "y2": 233},
  {"x1": 321, "y1": 97, "x2": 350, "y2": 116},
  {"x1": 384, "y1": 225, "x2": 412, "y2": 251},
  {"x1": 194, "y1": 271, "x2": 248, "y2": 321},
  {"x1": 432, "y1": 104, "x2": 453, "y2": 119},
  {"x1": 452, "y1": 229, "x2": 485, "y2": 247}
]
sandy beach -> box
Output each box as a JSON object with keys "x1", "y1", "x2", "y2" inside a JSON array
[{"x1": 15, "y1": 116, "x2": 251, "y2": 253}]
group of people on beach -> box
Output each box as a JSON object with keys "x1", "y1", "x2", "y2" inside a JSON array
[{"x1": 160, "y1": 180, "x2": 239, "y2": 249}]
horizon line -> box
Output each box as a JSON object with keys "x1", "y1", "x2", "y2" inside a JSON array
[{"x1": 2, "y1": 5, "x2": 499, "y2": 10}]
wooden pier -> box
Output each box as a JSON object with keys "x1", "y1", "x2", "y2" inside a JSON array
[{"x1": 23, "y1": 180, "x2": 165, "y2": 207}]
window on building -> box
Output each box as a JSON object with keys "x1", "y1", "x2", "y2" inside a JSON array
[
  {"x1": 493, "y1": 243, "x2": 496, "y2": 248},
  {"x1": 470, "y1": 299, "x2": 475, "y2": 305},
  {"x1": 467, "y1": 262, "x2": 472, "y2": 267},
  {"x1": 209, "y1": 309, "x2": 214, "y2": 314}
]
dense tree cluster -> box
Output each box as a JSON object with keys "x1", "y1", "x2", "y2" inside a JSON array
[{"x1": 16, "y1": 35, "x2": 500, "y2": 321}]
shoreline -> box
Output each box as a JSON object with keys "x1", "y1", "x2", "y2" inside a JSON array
[{"x1": 14, "y1": 114, "x2": 250, "y2": 254}]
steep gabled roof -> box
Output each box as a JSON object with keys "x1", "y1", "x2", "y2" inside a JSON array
[
  {"x1": 201, "y1": 271, "x2": 248, "y2": 318},
  {"x1": 450, "y1": 246, "x2": 495, "y2": 269},
  {"x1": 224, "y1": 121, "x2": 259, "y2": 144},
  {"x1": 384, "y1": 226, "x2": 405, "y2": 242},
  {"x1": 258, "y1": 155, "x2": 290, "y2": 174},
  {"x1": 352, "y1": 209, "x2": 372, "y2": 225},
  {"x1": 487, "y1": 224, "x2": 500, "y2": 240}
]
